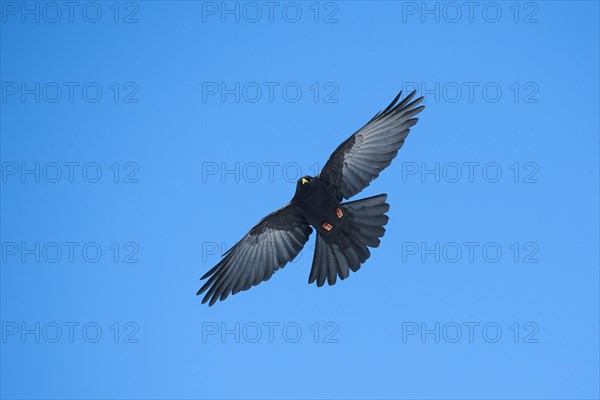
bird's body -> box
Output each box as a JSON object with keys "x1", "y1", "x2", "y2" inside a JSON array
[
  {"x1": 292, "y1": 177, "x2": 343, "y2": 239},
  {"x1": 198, "y1": 90, "x2": 425, "y2": 306}
]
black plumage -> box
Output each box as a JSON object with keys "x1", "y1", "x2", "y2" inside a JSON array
[{"x1": 198, "y1": 90, "x2": 424, "y2": 306}]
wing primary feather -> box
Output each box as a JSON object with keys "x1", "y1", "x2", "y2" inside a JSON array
[
  {"x1": 381, "y1": 90, "x2": 403, "y2": 115},
  {"x1": 389, "y1": 90, "x2": 418, "y2": 113}
]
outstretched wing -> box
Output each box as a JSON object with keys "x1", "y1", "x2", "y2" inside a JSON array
[
  {"x1": 320, "y1": 90, "x2": 425, "y2": 200},
  {"x1": 198, "y1": 203, "x2": 312, "y2": 306}
]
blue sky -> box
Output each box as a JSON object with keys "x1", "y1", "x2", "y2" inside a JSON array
[{"x1": 1, "y1": 1, "x2": 599, "y2": 399}]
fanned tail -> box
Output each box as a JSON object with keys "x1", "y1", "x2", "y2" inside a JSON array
[{"x1": 309, "y1": 194, "x2": 389, "y2": 287}]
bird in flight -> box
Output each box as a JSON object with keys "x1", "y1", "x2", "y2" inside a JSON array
[{"x1": 198, "y1": 90, "x2": 424, "y2": 306}]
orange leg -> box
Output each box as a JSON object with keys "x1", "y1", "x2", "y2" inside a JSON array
[
  {"x1": 336, "y1": 207, "x2": 343, "y2": 219},
  {"x1": 322, "y1": 222, "x2": 333, "y2": 231}
]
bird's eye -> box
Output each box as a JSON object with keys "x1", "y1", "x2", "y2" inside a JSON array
[{"x1": 301, "y1": 177, "x2": 309, "y2": 185}]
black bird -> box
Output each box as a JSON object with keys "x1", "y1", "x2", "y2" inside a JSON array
[{"x1": 198, "y1": 90, "x2": 424, "y2": 306}]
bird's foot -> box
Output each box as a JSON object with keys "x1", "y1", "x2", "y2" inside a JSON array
[{"x1": 323, "y1": 209, "x2": 343, "y2": 231}]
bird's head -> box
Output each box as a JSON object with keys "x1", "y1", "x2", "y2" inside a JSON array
[{"x1": 295, "y1": 175, "x2": 317, "y2": 193}]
